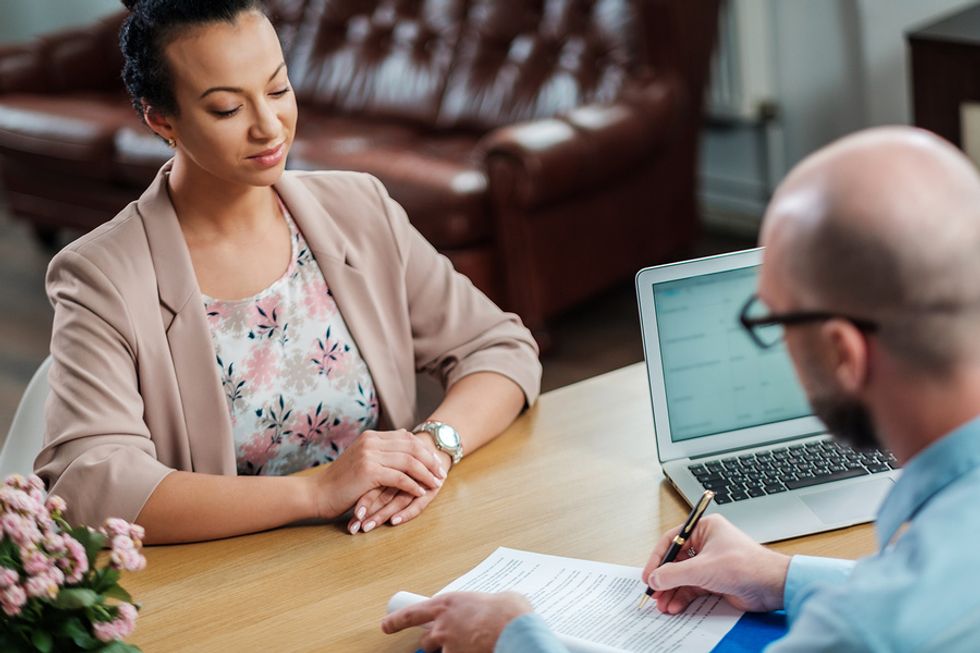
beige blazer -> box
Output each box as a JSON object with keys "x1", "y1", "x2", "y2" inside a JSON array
[{"x1": 37, "y1": 162, "x2": 541, "y2": 526}]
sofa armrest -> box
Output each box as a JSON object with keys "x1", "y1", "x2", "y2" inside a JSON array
[
  {"x1": 0, "y1": 11, "x2": 126, "y2": 96},
  {"x1": 0, "y1": 45, "x2": 45, "y2": 95},
  {"x1": 481, "y1": 80, "x2": 680, "y2": 209}
]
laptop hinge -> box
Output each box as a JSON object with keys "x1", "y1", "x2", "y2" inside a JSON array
[{"x1": 685, "y1": 430, "x2": 828, "y2": 461}]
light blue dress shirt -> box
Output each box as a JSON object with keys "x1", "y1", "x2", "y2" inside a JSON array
[{"x1": 495, "y1": 415, "x2": 980, "y2": 653}]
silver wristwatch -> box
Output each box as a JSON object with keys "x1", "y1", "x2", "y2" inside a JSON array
[{"x1": 412, "y1": 421, "x2": 463, "y2": 467}]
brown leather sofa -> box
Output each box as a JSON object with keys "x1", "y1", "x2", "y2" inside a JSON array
[{"x1": 0, "y1": 1, "x2": 719, "y2": 341}]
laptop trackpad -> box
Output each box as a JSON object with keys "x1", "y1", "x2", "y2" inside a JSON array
[{"x1": 800, "y1": 478, "x2": 894, "y2": 524}]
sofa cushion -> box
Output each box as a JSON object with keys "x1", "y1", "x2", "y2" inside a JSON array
[
  {"x1": 278, "y1": 0, "x2": 465, "y2": 128},
  {"x1": 0, "y1": 93, "x2": 135, "y2": 180},
  {"x1": 113, "y1": 123, "x2": 174, "y2": 187},
  {"x1": 436, "y1": 0, "x2": 642, "y2": 131},
  {"x1": 289, "y1": 115, "x2": 490, "y2": 250}
]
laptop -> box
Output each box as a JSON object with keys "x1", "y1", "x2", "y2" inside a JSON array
[{"x1": 635, "y1": 247, "x2": 900, "y2": 543}]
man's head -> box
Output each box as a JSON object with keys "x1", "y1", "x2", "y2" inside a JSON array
[{"x1": 758, "y1": 127, "x2": 980, "y2": 450}]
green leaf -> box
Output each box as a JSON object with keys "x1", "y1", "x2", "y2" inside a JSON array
[
  {"x1": 52, "y1": 588, "x2": 100, "y2": 609},
  {"x1": 30, "y1": 630, "x2": 52, "y2": 653},
  {"x1": 102, "y1": 583, "x2": 133, "y2": 603},
  {"x1": 58, "y1": 617, "x2": 100, "y2": 650},
  {"x1": 70, "y1": 526, "x2": 108, "y2": 568},
  {"x1": 0, "y1": 630, "x2": 32, "y2": 653},
  {"x1": 94, "y1": 568, "x2": 121, "y2": 593}
]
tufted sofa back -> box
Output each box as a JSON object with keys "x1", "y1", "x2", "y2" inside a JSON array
[{"x1": 267, "y1": 0, "x2": 646, "y2": 131}]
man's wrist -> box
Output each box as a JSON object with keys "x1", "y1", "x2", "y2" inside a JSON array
[{"x1": 763, "y1": 549, "x2": 792, "y2": 611}]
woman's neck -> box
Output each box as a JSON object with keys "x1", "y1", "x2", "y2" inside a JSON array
[{"x1": 167, "y1": 154, "x2": 279, "y2": 242}]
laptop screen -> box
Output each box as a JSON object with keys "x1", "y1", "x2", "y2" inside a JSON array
[{"x1": 652, "y1": 265, "x2": 812, "y2": 443}]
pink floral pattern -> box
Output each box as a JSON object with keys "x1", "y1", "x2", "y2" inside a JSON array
[{"x1": 203, "y1": 204, "x2": 379, "y2": 476}]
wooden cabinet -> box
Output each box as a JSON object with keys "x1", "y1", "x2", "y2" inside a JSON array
[{"x1": 909, "y1": 4, "x2": 980, "y2": 147}]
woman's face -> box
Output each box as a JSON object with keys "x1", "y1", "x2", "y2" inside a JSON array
[{"x1": 151, "y1": 10, "x2": 297, "y2": 188}]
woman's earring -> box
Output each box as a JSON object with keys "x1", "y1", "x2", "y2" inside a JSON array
[{"x1": 167, "y1": 137, "x2": 176, "y2": 148}]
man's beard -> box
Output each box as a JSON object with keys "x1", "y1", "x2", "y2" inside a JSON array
[{"x1": 809, "y1": 392, "x2": 880, "y2": 451}]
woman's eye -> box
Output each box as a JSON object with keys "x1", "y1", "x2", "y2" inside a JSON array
[
  {"x1": 212, "y1": 107, "x2": 241, "y2": 118},
  {"x1": 270, "y1": 87, "x2": 291, "y2": 97}
]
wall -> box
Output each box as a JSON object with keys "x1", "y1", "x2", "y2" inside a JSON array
[
  {"x1": 857, "y1": 0, "x2": 976, "y2": 125},
  {"x1": 0, "y1": 0, "x2": 121, "y2": 45},
  {"x1": 702, "y1": 0, "x2": 978, "y2": 234}
]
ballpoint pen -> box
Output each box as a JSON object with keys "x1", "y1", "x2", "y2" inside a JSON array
[{"x1": 639, "y1": 489, "x2": 715, "y2": 609}]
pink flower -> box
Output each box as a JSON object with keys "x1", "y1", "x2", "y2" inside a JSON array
[
  {"x1": 110, "y1": 548, "x2": 146, "y2": 573},
  {"x1": 44, "y1": 495, "x2": 66, "y2": 515},
  {"x1": 111, "y1": 535, "x2": 134, "y2": 552},
  {"x1": 43, "y1": 532, "x2": 66, "y2": 554},
  {"x1": 302, "y1": 280, "x2": 335, "y2": 319},
  {"x1": 2, "y1": 512, "x2": 41, "y2": 547},
  {"x1": 103, "y1": 518, "x2": 131, "y2": 539},
  {"x1": 241, "y1": 344, "x2": 279, "y2": 391},
  {"x1": 92, "y1": 602, "x2": 137, "y2": 642},
  {"x1": 1, "y1": 584, "x2": 27, "y2": 616},
  {"x1": 22, "y1": 551, "x2": 50, "y2": 576},
  {"x1": 3, "y1": 474, "x2": 28, "y2": 490},
  {"x1": 0, "y1": 567, "x2": 18, "y2": 588},
  {"x1": 130, "y1": 524, "x2": 145, "y2": 542},
  {"x1": 0, "y1": 486, "x2": 41, "y2": 515},
  {"x1": 59, "y1": 536, "x2": 89, "y2": 583},
  {"x1": 24, "y1": 571, "x2": 60, "y2": 599}
]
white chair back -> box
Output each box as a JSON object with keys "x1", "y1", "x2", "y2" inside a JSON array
[{"x1": 0, "y1": 356, "x2": 52, "y2": 479}]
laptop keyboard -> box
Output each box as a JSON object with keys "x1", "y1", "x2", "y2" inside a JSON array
[{"x1": 687, "y1": 439, "x2": 900, "y2": 504}]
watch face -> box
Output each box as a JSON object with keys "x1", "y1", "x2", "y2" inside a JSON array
[{"x1": 434, "y1": 424, "x2": 461, "y2": 448}]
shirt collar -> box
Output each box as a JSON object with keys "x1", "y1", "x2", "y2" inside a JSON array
[{"x1": 876, "y1": 413, "x2": 980, "y2": 547}]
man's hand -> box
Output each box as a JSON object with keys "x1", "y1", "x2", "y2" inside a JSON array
[
  {"x1": 643, "y1": 514, "x2": 791, "y2": 614},
  {"x1": 381, "y1": 592, "x2": 532, "y2": 653}
]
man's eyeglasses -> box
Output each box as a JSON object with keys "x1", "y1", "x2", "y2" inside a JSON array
[{"x1": 739, "y1": 294, "x2": 879, "y2": 349}]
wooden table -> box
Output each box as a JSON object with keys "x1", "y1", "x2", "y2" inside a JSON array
[{"x1": 125, "y1": 364, "x2": 877, "y2": 651}]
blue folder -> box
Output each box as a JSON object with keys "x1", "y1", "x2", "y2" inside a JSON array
[
  {"x1": 415, "y1": 610, "x2": 788, "y2": 653},
  {"x1": 712, "y1": 611, "x2": 788, "y2": 652}
]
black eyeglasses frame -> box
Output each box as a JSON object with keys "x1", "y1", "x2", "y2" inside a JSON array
[{"x1": 738, "y1": 294, "x2": 880, "y2": 349}]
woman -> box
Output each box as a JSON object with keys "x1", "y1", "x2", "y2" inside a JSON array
[{"x1": 36, "y1": 0, "x2": 540, "y2": 544}]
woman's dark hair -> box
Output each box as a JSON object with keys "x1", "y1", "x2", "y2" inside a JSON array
[{"x1": 119, "y1": 0, "x2": 267, "y2": 117}]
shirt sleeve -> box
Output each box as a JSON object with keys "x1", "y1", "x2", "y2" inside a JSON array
[
  {"x1": 783, "y1": 555, "x2": 855, "y2": 623},
  {"x1": 37, "y1": 248, "x2": 174, "y2": 526},
  {"x1": 763, "y1": 556, "x2": 860, "y2": 653},
  {"x1": 495, "y1": 613, "x2": 571, "y2": 653}
]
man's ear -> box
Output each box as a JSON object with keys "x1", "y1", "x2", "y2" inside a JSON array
[
  {"x1": 142, "y1": 101, "x2": 175, "y2": 142},
  {"x1": 822, "y1": 320, "x2": 869, "y2": 393}
]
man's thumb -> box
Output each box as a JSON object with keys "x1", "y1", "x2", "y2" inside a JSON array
[{"x1": 649, "y1": 557, "x2": 707, "y2": 591}]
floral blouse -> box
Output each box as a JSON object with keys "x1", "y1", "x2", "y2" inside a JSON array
[{"x1": 202, "y1": 203, "x2": 379, "y2": 476}]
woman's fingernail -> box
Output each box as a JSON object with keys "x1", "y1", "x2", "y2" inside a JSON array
[
  {"x1": 356, "y1": 506, "x2": 366, "y2": 520},
  {"x1": 350, "y1": 522, "x2": 361, "y2": 534},
  {"x1": 364, "y1": 521, "x2": 376, "y2": 533},
  {"x1": 391, "y1": 516, "x2": 402, "y2": 525},
  {"x1": 439, "y1": 466, "x2": 447, "y2": 478},
  {"x1": 435, "y1": 476, "x2": 443, "y2": 487}
]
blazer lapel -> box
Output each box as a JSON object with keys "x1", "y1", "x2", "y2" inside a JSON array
[
  {"x1": 274, "y1": 173, "x2": 414, "y2": 430},
  {"x1": 137, "y1": 162, "x2": 237, "y2": 474}
]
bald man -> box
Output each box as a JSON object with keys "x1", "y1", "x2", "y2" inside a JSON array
[{"x1": 382, "y1": 127, "x2": 980, "y2": 652}]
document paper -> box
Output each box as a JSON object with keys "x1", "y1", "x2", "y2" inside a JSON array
[{"x1": 389, "y1": 547, "x2": 743, "y2": 653}]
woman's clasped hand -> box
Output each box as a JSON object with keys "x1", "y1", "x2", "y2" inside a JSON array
[{"x1": 308, "y1": 429, "x2": 447, "y2": 526}]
